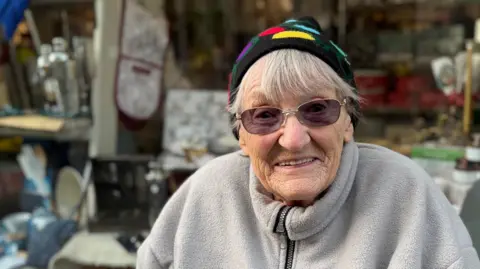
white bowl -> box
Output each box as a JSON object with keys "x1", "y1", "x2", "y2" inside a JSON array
[
  {"x1": 452, "y1": 170, "x2": 479, "y2": 185},
  {"x1": 466, "y1": 147, "x2": 480, "y2": 162}
]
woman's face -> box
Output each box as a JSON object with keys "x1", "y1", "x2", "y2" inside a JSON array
[{"x1": 238, "y1": 60, "x2": 354, "y2": 207}]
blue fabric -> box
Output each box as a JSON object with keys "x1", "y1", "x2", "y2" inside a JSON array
[
  {"x1": 26, "y1": 209, "x2": 77, "y2": 268},
  {"x1": 0, "y1": 0, "x2": 30, "y2": 40}
]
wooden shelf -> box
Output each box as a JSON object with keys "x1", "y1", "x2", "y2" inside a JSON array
[{"x1": 0, "y1": 117, "x2": 91, "y2": 141}]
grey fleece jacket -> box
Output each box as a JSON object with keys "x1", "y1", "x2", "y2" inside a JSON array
[{"x1": 137, "y1": 142, "x2": 480, "y2": 269}]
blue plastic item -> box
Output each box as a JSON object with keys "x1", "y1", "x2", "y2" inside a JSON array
[{"x1": 0, "y1": 0, "x2": 30, "y2": 40}]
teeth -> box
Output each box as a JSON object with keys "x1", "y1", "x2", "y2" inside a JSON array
[{"x1": 278, "y1": 158, "x2": 315, "y2": 166}]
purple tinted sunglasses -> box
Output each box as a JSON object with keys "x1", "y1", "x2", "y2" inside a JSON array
[{"x1": 237, "y1": 98, "x2": 346, "y2": 135}]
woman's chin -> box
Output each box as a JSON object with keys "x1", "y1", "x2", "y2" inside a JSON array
[
  {"x1": 276, "y1": 188, "x2": 321, "y2": 207},
  {"x1": 283, "y1": 199, "x2": 315, "y2": 207}
]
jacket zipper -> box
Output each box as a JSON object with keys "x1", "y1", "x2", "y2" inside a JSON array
[{"x1": 274, "y1": 206, "x2": 295, "y2": 269}]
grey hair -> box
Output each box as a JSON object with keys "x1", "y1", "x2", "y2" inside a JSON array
[{"x1": 228, "y1": 49, "x2": 361, "y2": 130}]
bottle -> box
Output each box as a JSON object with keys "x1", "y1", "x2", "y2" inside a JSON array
[
  {"x1": 37, "y1": 44, "x2": 62, "y2": 113},
  {"x1": 72, "y1": 37, "x2": 91, "y2": 116},
  {"x1": 35, "y1": 44, "x2": 52, "y2": 112},
  {"x1": 36, "y1": 45, "x2": 51, "y2": 79},
  {"x1": 145, "y1": 161, "x2": 169, "y2": 228},
  {"x1": 49, "y1": 37, "x2": 79, "y2": 116}
]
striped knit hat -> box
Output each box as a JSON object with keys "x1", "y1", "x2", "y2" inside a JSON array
[{"x1": 227, "y1": 16, "x2": 359, "y2": 138}]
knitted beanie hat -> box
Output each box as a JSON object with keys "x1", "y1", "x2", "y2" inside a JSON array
[{"x1": 227, "y1": 16, "x2": 360, "y2": 138}]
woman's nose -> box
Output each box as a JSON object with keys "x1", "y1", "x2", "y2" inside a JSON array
[{"x1": 278, "y1": 116, "x2": 311, "y2": 151}]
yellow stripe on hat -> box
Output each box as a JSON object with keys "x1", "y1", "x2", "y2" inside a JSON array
[{"x1": 272, "y1": 31, "x2": 314, "y2": 41}]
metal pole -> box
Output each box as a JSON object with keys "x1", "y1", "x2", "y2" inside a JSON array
[
  {"x1": 463, "y1": 40, "x2": 474, "y2": 137},
  {"x1": 89, "y1": 0, "x2": 121, "y2": 157},
  {"x1": 24, "y1": 10, "x2": 42, "y2": 54}
]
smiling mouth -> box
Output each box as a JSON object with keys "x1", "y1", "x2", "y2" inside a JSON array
[{"x1": 276, "y1": 157, "x2": 319, "y2": 167}]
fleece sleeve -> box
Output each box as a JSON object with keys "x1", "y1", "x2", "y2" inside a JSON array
[
  {"x1": 446, "y1": 247, "x2": 480, "y2": 269},
  {"x1": 136, "y1": 179, "x2": 192, "y2": 269},
  {"x1": 136, "y1": 242, "x2": 164, "y2": 269}
]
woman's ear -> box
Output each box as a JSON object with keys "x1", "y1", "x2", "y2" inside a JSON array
[
  {"x1": 238, "y1": 128, "x2": 249, "y2": 156},
  {"x1": 343, "y1": 115, "x2": 354, "y2": 143}
]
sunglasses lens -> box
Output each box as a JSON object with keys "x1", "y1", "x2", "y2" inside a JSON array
[
  {"x1": 239, "y1": 99, "x2": 342, "y2": 135},
  {"x1": 241, "y1": 107, "x2": 282, "y2": 134},
  {"x1": 298, "y1": 99, "x2": 341, "y2": 126}
]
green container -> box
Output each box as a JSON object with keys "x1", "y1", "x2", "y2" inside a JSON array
[{"x1": 411, "y1": 145, "x2": 465, "y2": 161}]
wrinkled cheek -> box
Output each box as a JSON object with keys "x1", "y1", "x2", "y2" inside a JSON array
[
  {"x1": 325, "y1": 152, "x2": 341, "y2": 179},
  {"x1": 247, "y1": 137, "x2": 277, "y2": 183},
  {"x1": 252, "y1": 157, "x2": 271, "y2": 179},
  {"x1": 249, "y1": 158, "x2": 272, "y2": 191}
]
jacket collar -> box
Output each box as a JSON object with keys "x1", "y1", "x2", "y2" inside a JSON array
[{"x1": 249, "y1": 140, "x2": 359, "y2": 240}]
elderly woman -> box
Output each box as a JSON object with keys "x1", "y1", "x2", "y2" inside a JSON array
[{"x1": 137, "y1": 17, "x2": 480, "y2": 268}]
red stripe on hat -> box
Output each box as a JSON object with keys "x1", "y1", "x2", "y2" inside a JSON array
[{"x1": 259, "y1": 26, "x2": 285, "y2": 36}]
